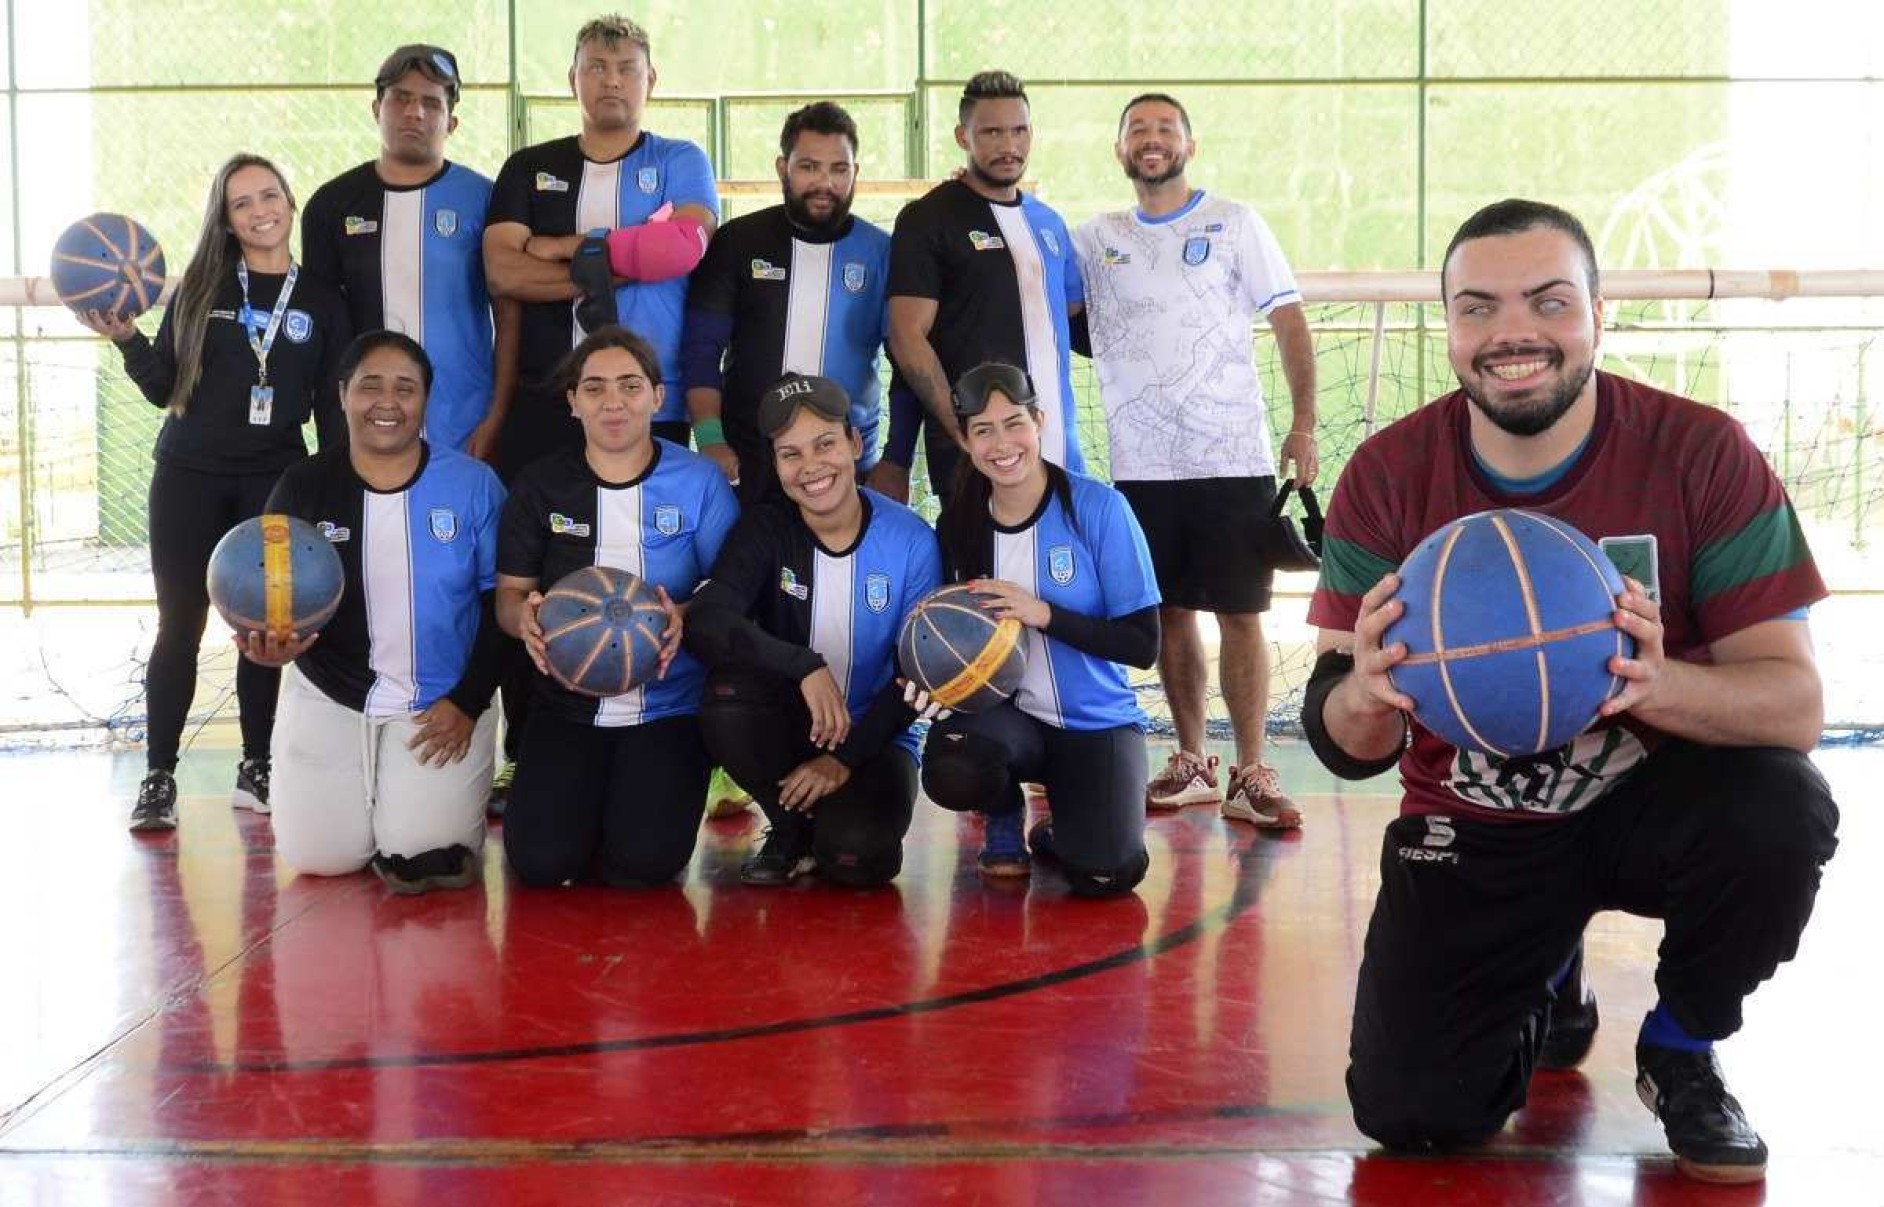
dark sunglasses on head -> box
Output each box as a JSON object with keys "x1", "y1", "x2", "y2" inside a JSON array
[{"x1": 758, "y1": 373, "x2": 851, "y2": 438}]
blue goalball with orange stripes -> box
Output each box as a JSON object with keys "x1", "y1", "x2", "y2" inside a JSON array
[
  {"x1": 897, "y1": 583, "x2": 1027, "y2": 713},
  {"x1": 537, "y1": 565, "x2": 670, "y2": 697},
  {"x1": 49, "y1": 213, "x2": 167, "y2": 322},
  {"x1": 206, "y1": 515, "x2": 345, "y2": 641},
  {"x1": 1384, "y1": 509, "x2": 1632, "y2": 758}
]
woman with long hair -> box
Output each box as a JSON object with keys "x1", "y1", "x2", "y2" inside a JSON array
[
  {"x1": 923, "y1": 362, "x2": 1161, "y2": 896},
  {"x1": 80, "y1": 153, "x2": 351, "y2": 832},
  {"x1": 494, "y1": 325, "x2": 738, "y2": 888},
  {"x1": 245, "y1": 331, "x2": 507, "y2": 894}
]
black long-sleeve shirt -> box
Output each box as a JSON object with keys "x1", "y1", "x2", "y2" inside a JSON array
[{"x1": 117, "y1": 268, "x2": 350, "y2": 474}]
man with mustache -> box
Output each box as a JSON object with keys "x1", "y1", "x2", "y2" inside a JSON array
[
  {"x1": 887, "y1": 70, "x2": 1085, "y2": 498},
  {"x1": 680, "y1": 102, "x2": 913, "y2": 504},
  {"x1": 1073, "y1": 92, "x2": 1320, "y2": 830},
  {"x1": 1305, "y1": 198, "x2": 1839, "y2": 1184}
]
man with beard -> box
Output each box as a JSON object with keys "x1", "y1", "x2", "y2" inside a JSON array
[
  {"x1": 887, "y1": 70, "x2": 1084, "y2": 497},
  {"x1": 1073, "y1": 92, "x2": 1319, "y2": 829},
  {"x1": 302, "y1": 44, "x2": 516, "y2": 460},
  {"x1": 1305, "y1": 198, "x2": 1838, "y2": 1185},
  {"x1": 480, "y1": 14, "x2": 720, "y2": 809},
  {"x1": 680, "y1": 102, "x2": 914, "y2": 503}
]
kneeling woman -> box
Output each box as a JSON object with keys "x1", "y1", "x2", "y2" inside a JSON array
[
  {"x1": 250, "y1": 331, "x2": 508, "y2": 893},
  {"x1": 686, "y1": 374, "x2": 944, "y2": 887},
  {"x1": 922, "y1": 363, "x2": 1161, "y2": 896},
  {"x1": 496, "y1": 326, "x2": 739, "y2": 887}
]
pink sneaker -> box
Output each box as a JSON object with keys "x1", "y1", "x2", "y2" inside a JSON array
[
  {"x1": 1145, "y1": 750, "x2": 1223, "y2": 811},
  {"x1": 1221, "y1": 762, "x2": 1302, "y2": 829}
]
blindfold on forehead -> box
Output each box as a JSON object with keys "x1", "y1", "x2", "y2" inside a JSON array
[
  {"x1": 758, "y1": 373, "x2": 851, "y2": 438},
  {"x1": 951, "y1": 362, "x2": 1037, "y2": 417}
]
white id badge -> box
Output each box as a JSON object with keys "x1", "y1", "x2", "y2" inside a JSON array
[
  {"x1": 1599, "y1": 534, "x2": 1660, "y2": 602},
  {"x1": 249, "y1": 384, "x2": 274, "y2": 426}
]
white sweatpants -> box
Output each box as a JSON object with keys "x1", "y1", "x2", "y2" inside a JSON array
[{"x1": 270, "y1": 665, "x2": 495, "y2": 875}]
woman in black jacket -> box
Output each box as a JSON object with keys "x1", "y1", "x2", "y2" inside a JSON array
[{"x1": 80, "y1": 152, "x2": 351, "y2": 832}]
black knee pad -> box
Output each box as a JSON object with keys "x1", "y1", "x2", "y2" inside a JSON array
[
  {"x1": 814, "y1": 840, "x2": 902, "y2": 888},
  {"x1": 921, "y1": 730, "x2": 1010, "y2": 813},
  {"x1": 697, "y1": 672, "x2": 779, "y2": 752},
  {"x1": 1063, "y1": 847, "x2": 1150, "y2": 898}
]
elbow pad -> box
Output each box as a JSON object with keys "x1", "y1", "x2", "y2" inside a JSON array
[
  {"x1": 606, "y1": 216, "x2": 709, "y2": 283},
  {"x1": 1302, "y1": 648, "x2": 1408, "y2": 781}
]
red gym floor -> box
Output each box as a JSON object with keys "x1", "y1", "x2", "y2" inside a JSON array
[{"x1": 0, "y1": 738, "x2": 1877, "y2": 1205}]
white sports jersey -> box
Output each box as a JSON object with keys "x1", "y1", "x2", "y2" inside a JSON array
[{"x1": 1073, "y1": 192, "x2": 1302, "y2": 481}]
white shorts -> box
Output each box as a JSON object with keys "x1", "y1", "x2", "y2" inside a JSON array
[{"x1": 270, "y1": 664, "x2": 495, "y2": 875}]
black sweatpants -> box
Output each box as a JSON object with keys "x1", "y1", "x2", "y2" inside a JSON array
[
  {"x1": 698, "y1": 668, "x2": 916, "y2": 887},
  {"x1": 1348, "y1": 741, "x2": 1839, "y2": 1151},
  {"x1": 503, "y1": 711, "x2": 710, "y2": 887},
  {"x1": 145, "y1": 461, "x2": 285, "y2": 771},
  {"x1": 923, "y1": 702, "x2": 1151, "y2": 896}
]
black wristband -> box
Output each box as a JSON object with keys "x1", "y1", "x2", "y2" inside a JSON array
[{"x1": 1302, "y1": 648, "x2": 1408, "y2": 781}]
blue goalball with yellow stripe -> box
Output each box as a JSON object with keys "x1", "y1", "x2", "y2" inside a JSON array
[
  {"x1": 49, "y1": 213, "x2": 167, "y2": 322},
  {"x1": 897, "y1": 583, "x2": 1027, "y2": 713},
  {"x1": 206, "y1": 514, "x2": 345, "y2": 641},
  {"x1": 1385, "y1": 509, "x2": 1632, "y2": 758}
]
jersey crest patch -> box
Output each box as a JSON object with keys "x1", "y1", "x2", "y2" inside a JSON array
[
  {"x1": 1048, "y1": 544, "x2": 1076, "y2": 585},
  {"x1": 1039, "y1": 228, "x2": 1061, "y2": 257},
  {"x1": 534, "y1": 171, "x2": 570, "y2": 193},
  {"x1": 653, "y1": 504, "x2": 681, "y2": 536},
  {"x1": 1182, "y1": 236, "x2": 1211, "y2": 266},
  {"x1": 865, "y1": 572, "x2": 891, "y2": 613},
  {"x1": 343, "y1": 216, "x2": 379, "y2": 237},
  {"x1": 283, "y1": 310, "x2": 313, "y2": 343},
  {"x1": 1204, "y1": 222, "x2": 1226, "y2": 233},
  {"x1": 317, "y1": 520, "x2": 351, "y2": 543},
  {"x1": 429, "y1": 508, "x2": 459, "y2": 543},
  {"x1": 779, "y1": 566, "x2": 809, "y2": 600},
  {"x1": 750, "y1": 258, "x2": 787, "y2": 282},
  {"x1": 637, "y1": 166, "x2": 660, "y2": 194},
  {"x1": 1101, "y1": 246, "x2": 1131, "y2": 266},
  {"x1": 842, "y1": 261, "x2": 867, "y2": 294},
  {"x1": 549, "y1": 512, "x2": 592, "y2": 538},
  {"x1": 968, "y1": 230, "x2": 1006, "y2": 252},
  {"x1": 434, "y1": 209, "x2": 459, "y2": 237}
]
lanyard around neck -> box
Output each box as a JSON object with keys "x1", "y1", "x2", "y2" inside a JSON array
[{"x1": 235, "y1": 260, "x2": 299, "y2": 387}]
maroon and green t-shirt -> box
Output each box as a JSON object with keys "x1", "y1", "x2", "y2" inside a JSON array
[{"x1": 1307, "y1": 370, "x2": 1826, "y2": 821}]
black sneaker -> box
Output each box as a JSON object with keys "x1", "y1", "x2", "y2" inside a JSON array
[
  {"x1": 1027, "y1": 817, "x2": 1058, "y2": 862},
  {"x1": 233, "y1": 758, "x2": 271, "y2": 815},
  {"x1": 488, "y1": 760, "x2": 516, "y2": 819},
  {"x1": 741, "y1": 826, "x2": 814, "y2": 887},
  {"x1": 372, "y1": 852, "x2": 429, "y2": 896},
  {"x1": 1635, "y1": 1043, "x2": 1768, "y2": 1184},
  {"x1": 1539, "y1": 945, "x2": 1599, "y2": 1071},
  {"x1": 129, "y1": 770, "x2": 178, "y2": 832},
  {"x1": 373, "y1": 846, "x2": 481, "y2": 895}
]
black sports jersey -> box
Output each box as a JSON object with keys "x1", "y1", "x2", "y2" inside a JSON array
[
  {"x1": 487, "y1": 132, "x2": 718, "y2": 402},
  {"x1": 687, "y1": 491, "x2": 942, "y2": 764},
  {"x1": 680, "y1": 205, "x2": 892, "y2": 474},
  {"x1": 120, "y1": 269, "x2": 350, "y2": 474},
  {"x1": 266, "y1": 444, "x2": 507, "y2": 717},
  {"x1": 886, "y1": 180, "x2": 1084, "y2": 472},
  {"x1": 301, "y1": 161, "x2": 496, "y2": 452},
  {"x1": 497, "y1": 442, "x2": 739, "y2": 727}
]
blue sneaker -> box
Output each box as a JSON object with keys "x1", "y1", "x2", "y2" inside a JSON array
[{"x1": 977, "y1": 810, "x2": 1031, "y2": 877}]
